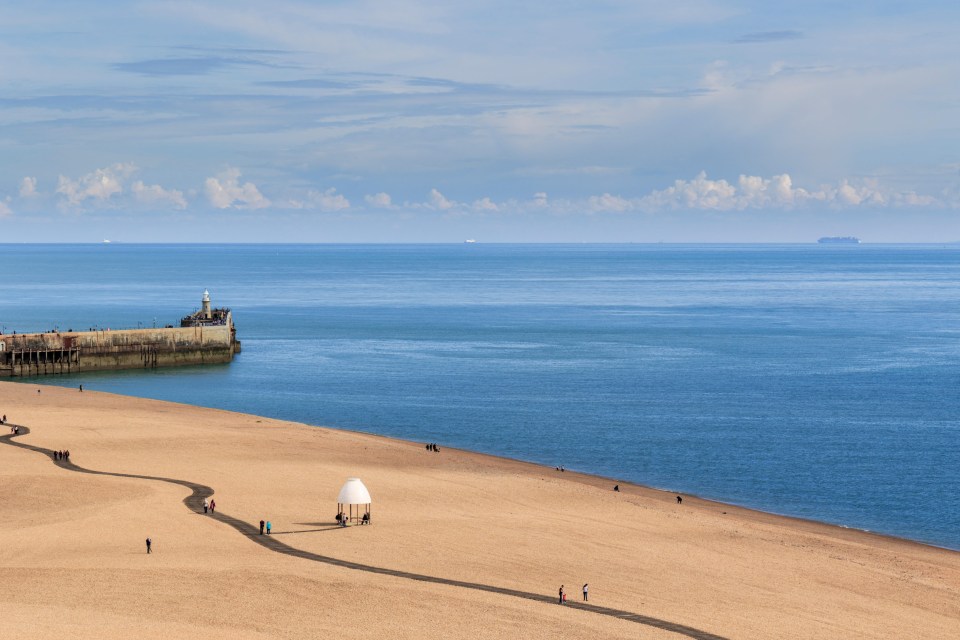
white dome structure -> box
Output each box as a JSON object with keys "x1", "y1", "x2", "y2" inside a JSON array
[{"x1": 337, "y1": 477, "x2": 372, "y2": 526}]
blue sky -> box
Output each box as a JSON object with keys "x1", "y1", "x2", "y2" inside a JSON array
[{"x1": 1, "y1": 1, "x2": 959, "y2": 241}]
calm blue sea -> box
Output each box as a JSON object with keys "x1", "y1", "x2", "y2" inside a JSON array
[{"x1": 2, "y1": 244, "x2": 958, "y2": 550}]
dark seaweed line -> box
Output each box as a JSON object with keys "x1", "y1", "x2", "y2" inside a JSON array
[{"x1": 2, "y1": 424, "x2": 728, "y2": 640}]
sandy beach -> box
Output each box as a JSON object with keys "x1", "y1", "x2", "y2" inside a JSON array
[{"x1": 1, "y1": 380, "x2": 957, "y2": 639}]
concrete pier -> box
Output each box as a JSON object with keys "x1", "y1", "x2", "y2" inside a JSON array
[{"x1": 0, "y1": 293, "x2": 239, "y2": 377}]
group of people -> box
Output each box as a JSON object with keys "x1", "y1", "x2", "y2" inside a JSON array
[
  {"x1": 54, "y1": 449, "x2": 70, "y2": 461},
  {"x1": 425, "y1": 443, "x2": 440, "y2": 452},
  {"x1": 259, "y1": 520, "x2": 272, "y2": 535},
  {"x1": 336, "y1": 512, "x2": 371, "y2": 526},
  {"x1": 558, "y1": 583, "x2": 589, "y2": 604},
  {"x1": 202, "y1": 498, "x2": 216, "y2": 514},
  {"x1": 8, "y1": 426, "x2": 19, "y2": 435}
]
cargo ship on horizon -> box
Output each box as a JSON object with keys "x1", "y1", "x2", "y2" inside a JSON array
[{"x1": 817, "y1": 236, "x2": 861, "y2": 244}]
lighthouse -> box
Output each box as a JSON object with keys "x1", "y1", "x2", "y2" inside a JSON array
[{"x1": 202, "y1": 290, "x2": 212, "y2": 319}]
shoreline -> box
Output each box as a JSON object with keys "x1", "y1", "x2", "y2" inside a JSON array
[
  {"x1": 352, "y1": 428, "x2": 960, "y2": 556},
  {"x1": 16, "y1": 378, "x2": 960, "y2": 555}
]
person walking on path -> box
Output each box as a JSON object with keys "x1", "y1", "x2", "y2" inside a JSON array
[
  {"x1": 210, "y1": 499, "x2": 216, "y2": 513},
  {"x1": 559, "y1": 585, "x2": 565, "y2": 604},
  {"x1": 203, "y1": 498, "x2": 209, "y2": 514},
  {"x1": 582, "y1": 583, "x2": 589, "y2": 601},
  {"x1": 266, "y1": 521, "x2": 271, "y2": 535},
  {"x1": 260, "y1": 520, "x2": 265, "y2": 535},
  {"x1": 146, "y1": 537, "x2": 152, "y2": 554}
]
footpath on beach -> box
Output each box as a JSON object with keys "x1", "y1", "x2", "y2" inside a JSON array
[{"x1": 2, "y1": 421, "x2": 726, "y2": 640}]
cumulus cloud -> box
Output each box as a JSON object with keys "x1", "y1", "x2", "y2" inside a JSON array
[
  {"x1": 19, "y1": 177, "x2": 37, "y2": 198},
  {"x1": 204, "y1": 168, "x2": 270, "y2": 209},
  {"x1": 428, "y1": 188, "x2": 456, "y2": 210},
  {"x1": 307, "y1": 188, "x2": 350, "y2": 211},
  {"x1": 587, "y1": 193, "x2": 632, "y2": 213},
  {"x1": 472, "y1": 197, "x2": 498, "y2": 211},
  {"x1": 56, "y1": 163, "x2": 137, "y2": 207},
  {"x1": 132, "y1": 181, "x2": 188, "y2": 209},
  {"x1": 364, "y1": 192, "x2": 392, "y2": 208},
  {"x1": 640, "y1": 172, "x2": 738, "y2": 210},
  {"x1": 410, "y1": 172, "x2": 945, "y2": 217},
  {"x1": 634, "y1": 171, "x2": 941, "y2": 212}
]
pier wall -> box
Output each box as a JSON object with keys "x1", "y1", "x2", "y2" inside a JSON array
[{"x1": 0, "y1": 324, "x2": 237, "y2": 377}]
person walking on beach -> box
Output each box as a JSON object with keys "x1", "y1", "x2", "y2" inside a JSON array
[
  {"x1": 582, "y1": 583, "x2": 589, "y2": 601},
  {"x1": 146, "y1": 537, "x2": 152, "y2": 554},
  {"x1": 79, "y1": 384, "x2": 83, "y2": 392},
  {"x1": 210, "y1": 499, "x2": 216, "y2": 513},
  {"x1": 266, "y1": 521, "x2": 271, "y2": 535},
  {"x1": 677, "y1": 495, "x2": 682, "y2": 504},
  {"x1": 260, "y1": 520, "x2": 265, "y2": 535},
  {"x1": 559, "y1": 585, "x2": 565, "y2": 604},
  {"x1": 203, "y1": 498, "x2": 209, "y2": 514}
]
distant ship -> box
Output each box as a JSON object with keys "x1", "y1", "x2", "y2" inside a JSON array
[
  {"x1": 817, "y1": 236, "x2": 860, "y2": 244},
  {"x1": 464, "y1": 239, "x2": 476, "y2": 244}
]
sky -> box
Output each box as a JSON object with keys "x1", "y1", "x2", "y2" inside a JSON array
[{"x1": 1, "y1": 1, "x2": 959, "y2": 242}]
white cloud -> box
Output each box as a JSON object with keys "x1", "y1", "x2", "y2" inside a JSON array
[
  {"x1": 204, "y1": 168, "x2": 270, "y2": 209},
  {"x1": 836, "y1": 181, "x2": 865, "y2": 206},
  {"x1": 428, "y1": 188, "x2": 456, "y2": 210},
  {"x1": 587, "y1": 193, "x2": 631, "y2": 213},
  {"x1": 472, "y1": 197, "x2": 498, "y2": 211},
  {"x1": 56, "y1": 163, "x2": 137, "y2": 207},
  {"x1": 19, "y1": 177, "x2": 37, "y2": 198},
  {"x1": 364, "y1": 192, "x2": 393, "y2": 208},
  {"x1": 0, "y1": 199, "x2": 11, "y2": 217},
  {"x1": 132, "y1": 181, "x2": 188, "y2": 209},
  {"x1": 415, "y1": 172, "x2": 948, "y2": 217},
  {"x1": 641, "y1": 171, "x2": 738, "y2": 210},
  {"x1": 307, "y1": 188, "x2": 350, "y2": 211},
  {"x1": 634, "y1": 171, "x2": 942, "y2": 212}
]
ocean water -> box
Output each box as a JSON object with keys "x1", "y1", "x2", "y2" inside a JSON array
[{"x1": 2, "y1": 243, "x2": 958, "y2": 550}]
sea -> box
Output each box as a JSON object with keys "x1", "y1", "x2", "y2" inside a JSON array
[{"x1": 2, "y1": 243, "x2": 958, "y2": 550}]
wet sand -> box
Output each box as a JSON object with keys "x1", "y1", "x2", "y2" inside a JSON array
[{"x1": 1, "y1": 381, "x2": 957, "y2": 639}]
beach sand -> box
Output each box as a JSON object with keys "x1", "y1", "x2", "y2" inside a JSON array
[{"x1": 1, "y1": 381, "x2": 957, "y2": 639}]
